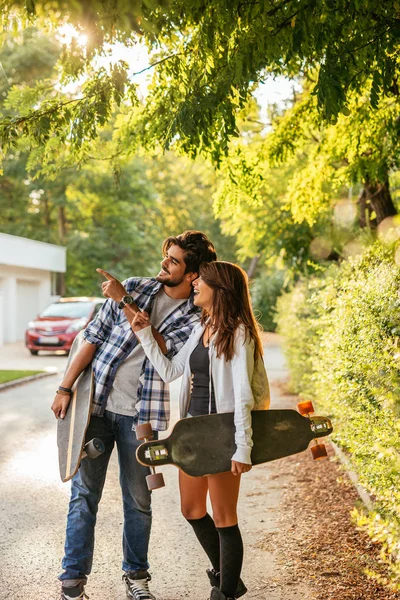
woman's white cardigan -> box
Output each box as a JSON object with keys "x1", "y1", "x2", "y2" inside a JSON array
[{"x1": 135, "y1": 322, "x2": 270, "y2": 465}]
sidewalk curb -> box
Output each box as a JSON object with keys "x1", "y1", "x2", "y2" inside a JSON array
[
  {"x1": 331, "y1": 441, "x2": 374, "y2": 511},
  {"x1": 0, "y1": 370, "x2": 58, "y2": 392}
]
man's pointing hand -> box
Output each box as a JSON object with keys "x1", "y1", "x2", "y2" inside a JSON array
[{"x1": 96, "y1": 268, "x2": 127, "y2": 302}]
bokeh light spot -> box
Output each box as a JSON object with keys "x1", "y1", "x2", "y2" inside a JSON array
[
  {"x1": 377, "y1": 216, "x2": 400, "y2": 244},
  {"x1": 334, "y1": 199, "x2": 357, "y2": 228},
  {"x1": 309, "y1": 237, "x2": 332, "y2": 260}
]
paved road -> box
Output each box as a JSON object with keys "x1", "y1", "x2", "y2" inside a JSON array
[{"x1": 0, "y1": 337, "x2": 313, "y2": 600}]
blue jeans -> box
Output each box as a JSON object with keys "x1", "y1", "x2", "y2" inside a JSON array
[{"x1": 59, "y1": 411, "x2": 157, "y2": 582}]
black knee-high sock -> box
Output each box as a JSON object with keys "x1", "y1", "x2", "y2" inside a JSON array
[
  {"x1": 186, "y1": 514, "x2": 220, "y2": 571},
  {"x1": 217, "y1": 524, "x2": 243, "y2": 598}
]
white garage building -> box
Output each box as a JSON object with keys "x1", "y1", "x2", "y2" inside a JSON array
[{"x1": 0, "y1": 233, "x2": 66, "y2": 345}]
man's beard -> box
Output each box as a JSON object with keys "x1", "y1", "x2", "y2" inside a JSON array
[{"x1": 156, "y1": 271, "x2": 185, "y2": 287}]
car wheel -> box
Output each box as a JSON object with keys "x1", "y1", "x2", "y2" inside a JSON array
[{"x1": 29, "y1": 349, "x2": 39, "y2": 356}]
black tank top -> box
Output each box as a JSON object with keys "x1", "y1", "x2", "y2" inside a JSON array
[{"x1": 188, "y1": 339, "x2": 216, "y2": 416}]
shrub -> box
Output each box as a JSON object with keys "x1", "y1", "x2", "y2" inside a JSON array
[
  {"x1": 251, "y1": 269, "x2": 286, "y2": 331},
  {"x1": 276, "y1": 242, "x2": 400, "y2": 589}
]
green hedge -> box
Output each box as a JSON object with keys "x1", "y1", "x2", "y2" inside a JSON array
[
  {"x1": 276, "y1": 243, "x2": 400, "y2": 589},
  {"x1": 251, "y1": 269, "x2": 286, "y2": 332}
]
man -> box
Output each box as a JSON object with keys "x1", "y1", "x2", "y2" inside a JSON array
[{"x1": 52, "y1": 231, "x2": 217, "y2": 600}]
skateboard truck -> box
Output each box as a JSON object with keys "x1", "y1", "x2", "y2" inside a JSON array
[
  {"x1": 82, "y1": 437, "x2": 105, "y2": 460},
  {"x1": 135, "y1": 423, "x2": 166, "y2": 490},
  {"x1": 297, "y1": 401, "x2": 330, "y2": 460}
]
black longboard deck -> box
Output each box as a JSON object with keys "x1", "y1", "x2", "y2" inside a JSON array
[
  {"x1": 57, "y1": 333, "x2": 94, "y2": 482},
  {"x1": 136, "y1": 410, "x2": 333, "y2": 477}
]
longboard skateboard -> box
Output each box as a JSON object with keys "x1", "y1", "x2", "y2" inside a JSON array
[
  {"x1": 57, "y1": 332, "x2": 105, "y2": 482},
  {"x1": 136, "y1": 402, "x2": 332, "y2": 489}
]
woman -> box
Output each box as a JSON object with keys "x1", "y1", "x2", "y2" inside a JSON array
[{"x1": 132, "y1": 261, "x2": 270, "y2": 600}]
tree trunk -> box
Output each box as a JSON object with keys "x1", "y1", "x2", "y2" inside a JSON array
[
  {"x1": 42, "y1": 195, "x2": 51, "y2": 228},
  {"x1": 357, "y1": 187, "x2": 377, "y2": 229},
  {"x1": 57, "y1": 205, "x2": 67, "y2": 296},
  {"x1": 247, "y1": 255, "x2": 260, "y2": 279},
  {"x1": 58, "y1": 205, "x2": 67, "y2": 243},
  {"x1": 363, "y1": 180, "x2": 397, "y2": 225}
]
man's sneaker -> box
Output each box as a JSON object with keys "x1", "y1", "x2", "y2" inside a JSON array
[
  {"x1": 206, "y1": 569, "x2": 247, "y2": 598},
  {"x1": 60, "y1": 581, "x2": 88, "y2": 600},
  {"x1": 123, "y1": 570, "x2": 156, "y2": 600}
]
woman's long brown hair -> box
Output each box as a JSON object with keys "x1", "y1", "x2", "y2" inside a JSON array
[{"x1": 199, "y1": 261, "x2": 263, "y2": 362}]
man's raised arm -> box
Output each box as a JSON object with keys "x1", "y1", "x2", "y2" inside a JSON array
[{"x1": 96, "y1": 268, "x2": 168, "y2": 354}]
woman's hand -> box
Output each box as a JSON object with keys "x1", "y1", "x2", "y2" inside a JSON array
[
  {"x1": 231, "y1": 460, "x2": 252, "y2": 476},
  {"x1": 131, "y1": 311, "x2": 151, "y2": 332}
]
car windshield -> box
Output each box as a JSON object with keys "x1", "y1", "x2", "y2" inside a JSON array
[{"x1": 40, "y1": 302, "x2": 94, "y2": 319}]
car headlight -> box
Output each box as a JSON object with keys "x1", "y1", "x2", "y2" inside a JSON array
[
  {"x1": 66, "y1": 318, "x2": 87, "y2": 333},
  {"x1": 27, "y1": 321, "x2": 36, "y2": 329}
]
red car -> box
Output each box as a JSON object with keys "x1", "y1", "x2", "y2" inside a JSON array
[{"x1": 25, "y1": 297, "x2": 105, "y2": 355}]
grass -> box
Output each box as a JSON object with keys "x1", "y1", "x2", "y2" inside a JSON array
[{"x1": 0, "y1": 370, "x2": 44, "y2": 384}]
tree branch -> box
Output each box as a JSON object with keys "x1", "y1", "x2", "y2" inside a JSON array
[
  {"x1": 86, "y1": 149, "x2": 125, "y2": 161},
  {"x1": 345, "y1": 24, "x2": 393, "y2": 55},
  {"x1": 4, "y1": 95, "x2": 87, "y2": 128},
  {"x1": 266, "y1": 0, "x2": 296, "y2": 18},
  {"x1": 1, "y1": 53, "x2": 183, "y2": 134},
  {"x1": 129, "y1": 52, "x2": 182, "y2": 77}
]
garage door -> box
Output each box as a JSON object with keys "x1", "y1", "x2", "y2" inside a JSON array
[{"x1": 16, "y1": 280, "x2": 41, "y2": 341}]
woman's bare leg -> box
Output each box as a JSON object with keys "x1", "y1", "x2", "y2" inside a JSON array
[
  {"x1": 179, "y1": 469, "x2": 208, "y2": 519},
  {"x1": 207, "y1": 471, "x2": 241, "y2": 527},
  {"x1": 179, "y1": 470, "x2": 220, "y2": 571},
  {"x1": 179, "y1": 469, "x2": 242, "y2": 525}
]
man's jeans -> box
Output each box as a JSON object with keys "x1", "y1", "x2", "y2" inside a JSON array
[{"x1": 59, "y1": 411, "x2": 156, "y2": 582}]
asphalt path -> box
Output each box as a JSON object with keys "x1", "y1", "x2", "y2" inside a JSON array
[{"x1": 0, "y1": 338, "x2": 313, "y2": 600}]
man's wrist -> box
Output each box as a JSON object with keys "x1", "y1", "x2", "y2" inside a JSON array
[
  {"x1": 57, "y1": 386, "x2": 72, "y2": 396},
  {"x1": 118, "y1": 295, "x2": 135, "y2": 309},
  {"x1": 59, "y1": 385, "x2": 72, "y2": 392}
]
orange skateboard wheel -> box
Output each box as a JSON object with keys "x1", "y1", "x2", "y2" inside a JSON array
[
  {"x1": 136, "y1": 423, "x2": 154, "y2": 440},
  {"x1": 146, "y1": 472, "x2": 165, "y2": 490},
  {"x1": 311, "y1": 443, "x2": 328, "y2": 460},
  {"x1": 297, "y1": 400, "x2": 315, "y2": 416}
]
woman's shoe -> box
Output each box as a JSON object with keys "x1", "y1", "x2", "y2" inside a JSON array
[
  {"x1": 206, "y1": 570, "x2": 247, "y2": 598},
  {"x1": 210, "y1": 586, "x2": 234, "y2": 600}
]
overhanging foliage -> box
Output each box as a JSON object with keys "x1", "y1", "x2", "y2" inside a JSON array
[{"x1": 1, "y1": 1, "x2": 399, "y2": 161}]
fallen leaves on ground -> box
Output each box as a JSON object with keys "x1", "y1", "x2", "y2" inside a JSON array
[{"x1": 263, "y1": 447, "x2": 400, "y2": 600}]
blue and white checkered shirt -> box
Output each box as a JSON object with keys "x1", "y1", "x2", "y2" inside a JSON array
[{"x1": 83, "y1": 277, "x2": 200, "y2": 431}]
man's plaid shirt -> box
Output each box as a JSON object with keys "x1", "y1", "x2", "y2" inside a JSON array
[{"x1": 83, "y1": 277, "x2": 200, "y2": 431}]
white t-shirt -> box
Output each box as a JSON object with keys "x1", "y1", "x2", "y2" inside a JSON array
[{"x1": 106, "y1": 289, "x2": 185, "y2": 416}]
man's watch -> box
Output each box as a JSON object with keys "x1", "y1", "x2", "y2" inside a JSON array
[{"x1": 118, "y1": 295, "x2": 135, "y2": 309}]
